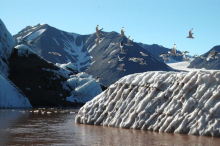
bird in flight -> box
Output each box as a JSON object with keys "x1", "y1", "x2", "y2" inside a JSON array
[
  {"x1": 118, "y1": 55, "x2": 125, "y2": 61},
  {"x1": 206, "y1": 51, "x2": 220, "y2": 61},
  {"x1": 120, "y1": 27, "x2": 126, "y2": 37},
  {"x1": 48, "y1": 52, "x2": 61, "y2": 56},
  {"x1": 140, "y1": 51, "x2": 148, "y2": 57},
  {"x1": 168, "y1": 44, "x2": 178, "y2": 57},
  {"x1": 125, "y1": 36, "x2": 133, "y2": 46},
  {"x1": 116, "y1": 63, "x2": 126, "y2": 71},
  {"x1": 186, "y1": 28, "x2": 195, "y2": 39}
]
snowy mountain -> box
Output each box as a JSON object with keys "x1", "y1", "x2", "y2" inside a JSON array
[
  {"x1": 8, "y1": 45, "x2": 102, "y2": 107},
  {"x1": 137, "y1": 43, "x2": 184, "y2": 63},
  {"x1": 188, "y1": 45, "x2": 220, "y2": 70},
  {"x1": 0, "y1": 19, "x2": 32, "y2": 108},
  {"x1": 76, "y1": 71, "x2": 220, "y2": 137},
  {"x1": 14, "y1": 24, "x2": 174, "y2": 86},
  {"x1": 14, "y1": 24, "x2": 91, "y2": 72}
]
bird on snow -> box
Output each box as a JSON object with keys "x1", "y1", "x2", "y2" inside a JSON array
[
  {"x1": 168, "y1": 44, "x2": 178, "y2": 57},
  {"x1": 206, "y1": 51, "x2": 220, "y2": 61},
  {"x1": 118, "y1": 55, "x2": 125, "y2": 61},
  {"x1": 120, "y1": 27, "x2": 126, "y2": 37},
  {"x1": 140, "y1": 51, "x2": 148, "y2": 57},
  {"x1": 186, "y1": 28, "x2": 195, "y2": 39},
  {"x1": 125, "y1": 36, "x2": 133, "y2": 46},
  {"x1": 116, "y1": 63, "x2": 126, "y2": 71},
  {"x1": 48, "y1": 52, "x2": 61, "y2": 56},
  {"x1": 96, "y1": 25, "x2": 103, "y2": 36}
]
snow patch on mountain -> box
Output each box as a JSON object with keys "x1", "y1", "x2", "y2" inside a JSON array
[
  {"x1": 76, "y1": 71, "x2": 220, "y2": 137},
  {"x1": 27, "y1": 29, "x2": 46, "y2": 40},
  {"x1": 15, "y1": 44, "x2": 35, "y2": 57},
  {"x1": 0, "y1": 75, "x2": 32, "y2": 108},
  {"x1": 61, "y1": 32, "x2": 91, "y2": 72}
]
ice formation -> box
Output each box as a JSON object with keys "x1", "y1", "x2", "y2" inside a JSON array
[
  {"x1": 65, "y1": 72, "x2": 102, "y2": 103},
  {"x1": 76, "y1": 71, "x2": 220, "y2": 137},
  {"x1": 0, "y1": 75, "x2": 32, "y2": 108},
  {"x1": 0, "y1": 19, "x2": 15, "y2": 77}
]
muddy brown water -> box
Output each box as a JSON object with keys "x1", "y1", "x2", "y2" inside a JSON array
[{"x1": 0, "y1": 109, "x2": 220, "y2": 146}]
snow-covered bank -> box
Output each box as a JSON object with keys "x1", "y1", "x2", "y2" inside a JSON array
[
  {"x1": 167, "y1": 61, "x2": 219, "y2": 72},
  {"x1": 0, "y1": 75, "x2": 32, "y2": 108},
  {"x1": 76, "y1": 71, "x2": 220, "y2": 137}
]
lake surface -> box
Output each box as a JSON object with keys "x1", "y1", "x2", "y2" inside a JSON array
[{"x1": 0, "y1": 108, "x2": 220, "y2": 146}]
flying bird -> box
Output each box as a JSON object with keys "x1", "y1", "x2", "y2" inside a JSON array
[
  {"x1": 95, "y1": 77, "x2": 102, "y2": 82},
  {"x1": 140, "y1": 51, "x2": 148, "y2": 57},
  {"x1": 118, "y1": 55, "x2": 125, "y2": 61},
  {"x1": 129, "y1": 57, "x2": 139, "y2": 62},
  {"x1": 159, "y1": 53, "x2": 170, "y2": 62},
  {"x1": 48, "y1": 52, "x2": 61, "y2": 56},
  {"x1": 186, "y1": 28, "x2": 195, "y2": 39},
  {"x1": 96, "y1": 25, "x2": 103, "y2": 36},
  {"x1": 168, "y1": 44, "x2": 178, "y2": 57},
  {"x1": 95, "y1": 37, "x2": 101, "y2": 46},
  {"x1": 116, "y1": 63, "x2": 126, "y2": 71},
  {"x1": 139, "y1": 60, "x2": 147, "y2": 65},
  {"x1": 181, "y1": 51, "x2": 190, "y2": 61},
  {"x1": 120, "y1": 27, "x2": 126, "y2": 37},
  {"x1": 108, "y1": 59, "x2": 116, "y2": 64},
  {"x1": 125, "y1": 36, "x2": 133, "y2": 46},
  {"x1": 206, "y1": 51, "x2": 220, "y2": 61}
]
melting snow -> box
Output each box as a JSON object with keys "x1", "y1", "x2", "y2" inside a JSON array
[{"x1": 76, "y1": 71, "x2": 220, "y2": 137}]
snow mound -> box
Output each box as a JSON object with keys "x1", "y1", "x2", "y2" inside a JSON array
[
  {"x1": 15, "y1": 44, "x2": 35, "y2": 57},
  {"x1": 0, "y1": 75, "x2": 32, "y2": 108},
  {"x1": 0, "y1": 19, "x2": 15, "y2": 77},
  {"x1": 66, "y1": 72, "x2": 102, "y2": 103},
  {"x1": 76, "y1": 71, "x2": 220, "y2": 137}
]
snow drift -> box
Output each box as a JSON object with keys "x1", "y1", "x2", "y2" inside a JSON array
[{"x1": 76, "y1": 71, "x2": 220, "y2": 137}]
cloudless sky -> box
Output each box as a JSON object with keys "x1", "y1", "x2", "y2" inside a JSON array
[{"x1": 1, "y1": 0, "x2": 220, "y2": 55}]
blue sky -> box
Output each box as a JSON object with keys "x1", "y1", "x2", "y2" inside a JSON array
[{"x1": 1, "y1": 0, "x2": 219, "y2": 55}]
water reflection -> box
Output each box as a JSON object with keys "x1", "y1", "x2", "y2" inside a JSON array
[{"x1": 0, "y1": 109, "x2": 220, "y2": 145}]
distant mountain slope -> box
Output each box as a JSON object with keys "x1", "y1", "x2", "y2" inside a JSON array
[
  {"x1": 188, "y1": 45, "x2": 220, "y2": 69},
  {"x1": 137, "y1": 43, "x2": 184, "y2": 63},
  {"x1": 14, "y1": 24, "x2": 91, "y2": 71},
  {"x1": 14, "y1": 24, "x2": 175, "y2": 86}
]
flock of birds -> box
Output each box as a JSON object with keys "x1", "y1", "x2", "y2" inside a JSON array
[{"x1": 95, "y1": 25, "x2": 151, "y2": 72}]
